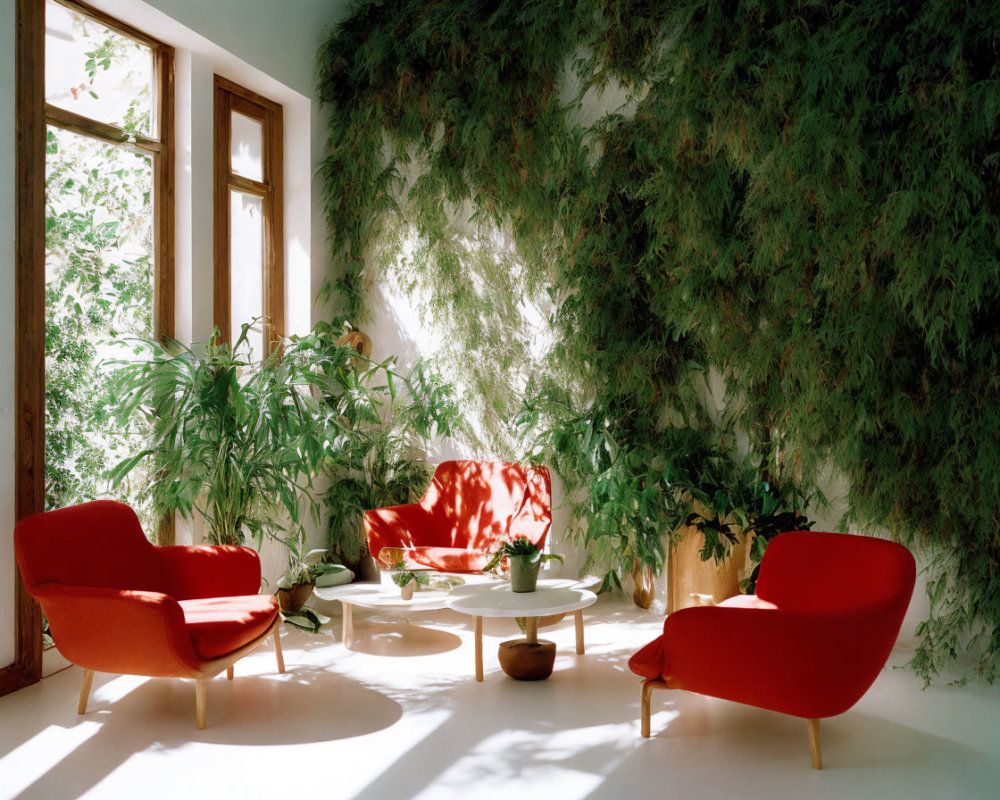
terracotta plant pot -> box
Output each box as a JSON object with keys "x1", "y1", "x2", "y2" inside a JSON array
[
  {"x1": 498, "y1": 639, "x2": 556, "y2": 680},
  {"x1": 509, "y1": 552, "x2": 541, "y2": 592},
  {"x1": 400, "y1": 581, "x2": 415, "y2": 600},
  {"x1": 277, "y1": 582, "x2": 314, "y2": 613}
]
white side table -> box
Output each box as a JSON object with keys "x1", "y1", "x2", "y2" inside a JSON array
[
  {"x1": 313, "y1": 582, "x2": 451, "y2": 648},
  {"x1": 446, "y1": 580, "x2": 598, "y2": 681}
]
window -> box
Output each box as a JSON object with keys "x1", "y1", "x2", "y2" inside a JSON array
[
  {"x1": 213, "y1": 76, "x2": 284, "y2": 359},
  {"x1": 8, "y1": 0, "x2": 173, "y2": 695},
  {"x1": 45, "y1": 0, "x2": 174, "y2": 339},
  {"x1": 43, "y1": 0, "x2": 174, "y2": 533}
]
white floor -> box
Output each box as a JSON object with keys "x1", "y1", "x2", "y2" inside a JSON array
[{"x1": 1, "y1": 597, "x2": 998, "y2": 800}]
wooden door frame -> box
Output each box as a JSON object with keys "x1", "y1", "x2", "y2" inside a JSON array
[
  {"x1": 2, "y1": 0, "x2": 46, "y2": 699},
  {"x1": 2, "y1": 0, "x2": 174, "y2": 697}
]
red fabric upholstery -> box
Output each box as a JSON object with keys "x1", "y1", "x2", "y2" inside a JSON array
[
  {"x1": 180, "y1": 595, "x2": 278, "y2": 660},
  {"x1": 364, "y1": 461, "x2": 552, "y2": 572},
  {"x1": 15, "y1": 501, "x2": 167, "y2": 592},
  {"x1": 159, "y1": 545, "x2": 263, "y2": 600},
  {"x1": 407, "y1": 547, "x2": 493, "y2": 572},
  {"x1": 30, "y1": 583, "x2": 204, "y2": 678},
  {"x1": 628, "y1": 531, "x2": 915, "y2": 719},
  {"x1": 14, "y1": 500, "x2": 278, "y2": 678}
]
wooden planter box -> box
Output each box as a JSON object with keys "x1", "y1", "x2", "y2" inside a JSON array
[{"x1": 666, "y1": 521, "x2": 748, "y2": 614}]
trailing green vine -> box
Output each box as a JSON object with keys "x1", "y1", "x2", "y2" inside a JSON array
[{"x1": 319, "y1": 0, "x2": 1000, "y2": 683}]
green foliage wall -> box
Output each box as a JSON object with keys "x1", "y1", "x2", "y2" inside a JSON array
[{"x1": 318, "y1": 0, "x2": 1000, "y2": 682}]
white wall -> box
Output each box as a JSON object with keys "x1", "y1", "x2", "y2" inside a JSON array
[
  {"x1": 142, "y1": 0, "x2": 346, "y2": 331},
  {"x1": 1, "y1": 0, "x2": 349, "y2": 671}
]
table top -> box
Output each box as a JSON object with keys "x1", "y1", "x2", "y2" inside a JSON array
[
  {"x1": 445, "y1": 579, "x2": 598, "y2": 618},
  {"x1": 312, "y1": 582, "x2": 452, "y2": 612}
]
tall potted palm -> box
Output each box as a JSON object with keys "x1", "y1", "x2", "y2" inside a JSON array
[{"x1": 109, "y1": 321, "x2": 332, "y2": 546}]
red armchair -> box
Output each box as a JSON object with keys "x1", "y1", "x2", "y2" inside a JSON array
[
  {"x1": 14, "y1": 500, "x2": 285, "y2": 729},
  {"x1": 364, "y1": 460, "x2": 552, "y2": 572},
  {"x1": 629, "y1": 531, "x2": 915, "y2": 768}
]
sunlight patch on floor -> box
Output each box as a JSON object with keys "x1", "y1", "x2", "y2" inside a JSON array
[{"x1": 0, "y1": 722, "x2": 102, "y2": 797}]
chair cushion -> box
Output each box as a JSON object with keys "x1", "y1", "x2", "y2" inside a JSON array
[
  {"x1": 716, "y1": 594, "x2": 777, "y2": 610},
  {"x1": 179, "y1": 595, "x2": 278, "y2": 661}
]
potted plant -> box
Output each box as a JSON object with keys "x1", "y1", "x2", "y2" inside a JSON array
[
  {"x1": 516, "y1": 386, "x2": 710, "y2": 604},
  {"x1": 108, "y1": 320, "x2": 333, "y2": 546},
  {"x1": 276, "y1": 551, "x2": 318, "y2": 614},
  {"x1": 277, "y1": 538, "x2": 353, "y2": 611},
  {"x1": 299, "y1": 320, "x2": 458, "y2": 576},
  {"x1": 675, "y1": 465, "x2": 820, "y2": 610},
  {"x1": 389, "y1": 561, "x2": 429, "y2": 600},
  {"x1": 485, "y1": 537, "x2": 564, "y2": 592},
  {"x1": 275, "y1": 537, "x2": 351, "y2": 632}
]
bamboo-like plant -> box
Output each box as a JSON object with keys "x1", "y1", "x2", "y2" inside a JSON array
[
  {"x1": 302, "y1": 321, "x2": 459, "y2": 573},
  {"x1": 109, "y1": 321, "x2": 333, "y2": 545}
]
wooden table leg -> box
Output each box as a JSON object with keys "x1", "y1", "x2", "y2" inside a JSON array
[
  {"x1": 525, "y1": 616, "x2": 538, "y2": 644},
  {"x1": 574, "y1": 609, "x2": 585, "y2": 654},
  {"x1": 342, "y1": 602, "x2": 353, "y2": 647},
  {"x1": 475, "y1": 615, "x2": 484, "y2": 682}
]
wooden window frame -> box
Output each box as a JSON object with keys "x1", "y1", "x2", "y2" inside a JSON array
[
  {"x1": 3, "y1": 0, "x2": 174, "y2": 696},
  {"x1": 213, "y1": 75, "x2": 284, "y2": 353}
]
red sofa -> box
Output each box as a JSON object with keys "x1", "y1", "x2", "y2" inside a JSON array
[
  {"x1": 14, "y1": 500, "x2": 285, "y2": 729},
  {"x1": 364, "y1": 460, "x2": 552, "y2": 572},
  {"x1": 629, "y1": 531, "x2": 915, "y2": 768}
]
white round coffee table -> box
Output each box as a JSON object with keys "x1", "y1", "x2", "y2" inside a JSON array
[
  {"x1": 313, "y1": 582, "x2": 452, "y2": 648},
  {"x1": 446, "y1": 580, "x2": 598, "y2": 681}
]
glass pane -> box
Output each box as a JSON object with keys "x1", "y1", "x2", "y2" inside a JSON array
[
  {"x1": 44, "y1": 125, "x2": 155, "y2": 526},
  {"x1": 45, "y1": 0, "x2": 155, "y2": 137},
  {"x1": 230, "y1": 191, "x2": 265, "y2": 360},
  {"x1": 231, "y1": 111, "x2": 264, "y2": 181}
]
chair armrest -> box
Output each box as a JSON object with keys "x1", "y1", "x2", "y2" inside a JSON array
[
  {"x1": 364, "y1": 503, "x2": 436, "y2": 560},
  {"x1": 660, "y1": 605, "x2": 898, "y2": 718},
  {"x1": 156, "y1": 545, "x2": 262, "y2": 599},
  {"x1": 31, "y1": 583, "x2": 203, "y2": 677}
]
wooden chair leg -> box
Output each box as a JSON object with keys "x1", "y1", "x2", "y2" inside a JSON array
[
  {"x1": 807, "y1": 718, "x2": 823, "y2": 770},
  {"x1": 78, "y1": 669, "x2": 95, "y2": 715},
  {"x1": 226, "y1": 666, "x2": 234, "y2": 681},
  {"x1": 341, "y1": 602, "x2": 353, "y2": 647},
  {"x1": 273, "y1": 625, "x2": 286, "y2": 674},
  {"x1": 195, "y1": 678, "x2": 208, "y2": 730},
  {"x1": 474, "y1": 615, "x2": 484, "y2": 682},
  {"x1": 641, "y1": 679, "x2": 655, "y2": 738}
]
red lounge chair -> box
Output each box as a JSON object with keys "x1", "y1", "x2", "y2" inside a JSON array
[
  {"x1": 629, "y1": 531, "x2": 915, "y2": 768},
  {"x1": 14, "y1": 500, "x2": 285, "y2": 729},
  {"x1": 364, "y1": 460, "x2": 552, "y2": 573}
]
